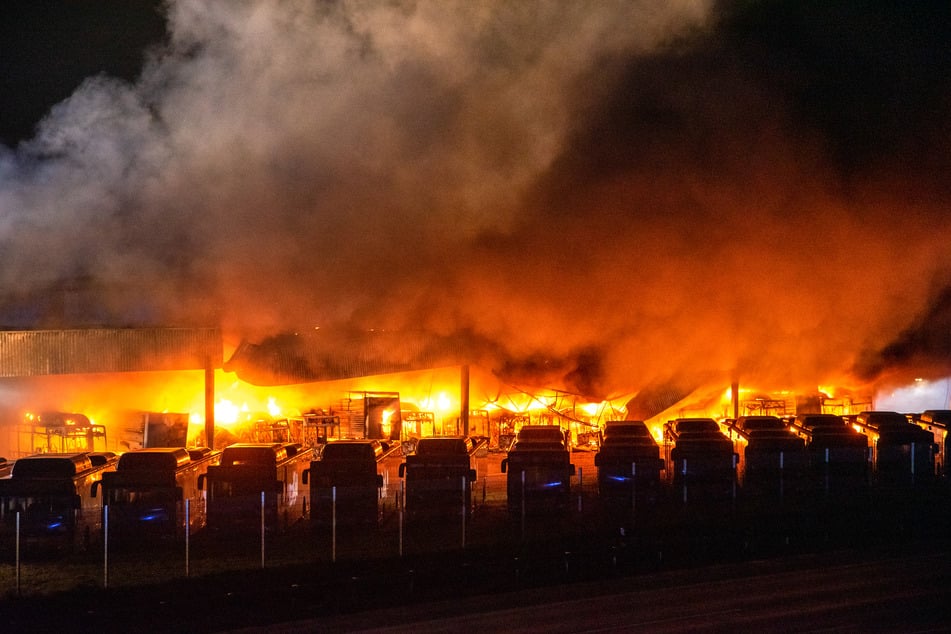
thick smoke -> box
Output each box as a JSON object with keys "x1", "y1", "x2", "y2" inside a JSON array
[{"x1": 1, "y1": 0, "x2": 950, "y2": 400}]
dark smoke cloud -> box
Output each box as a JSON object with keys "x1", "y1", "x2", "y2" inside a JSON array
[{"x1": 1, "y1": 0, "x2": 950, "y2": 399}]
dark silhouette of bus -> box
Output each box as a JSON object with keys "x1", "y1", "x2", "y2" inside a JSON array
[
  {"x1": 304, "y1": 439, "x2": 390, "y2": 529},
  {"x1": 398, "y1": 436, "x2": 479, "y2": 521},
  {"x1": 200, "y1": 442, "x2": 312, "y2": 532},
  {"x1": 0, "y1": 452, "x2": 116, "y2": 551},
  {"x1": 92, "y1": 447, "x2": 220, "y2": 540},
  {"x1": 501, "y1": 426, "x2": 575, "y2": 512},
  {"x1": 664, "y1": 418, "x2": 737, "y2": 498},
  {"x1": 788, "y1": 413, "x2": 869, "y2": 489},
  {"x1": 912, "y1": 410, "x2": 951, "y2": 477},
  {"x1": 594, "y1": 421, "x2": 664, "y2": 503},
  {"x1": 721, "y1": 415, "x2": 808, "y2": 490},
  {"x1": 848, "y1": 411, "x2": 936, "y2": 485}
]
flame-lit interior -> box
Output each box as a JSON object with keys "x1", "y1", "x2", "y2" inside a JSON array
[{"x1": 4, "y1": 348, "x2": 946, "y2": 459}]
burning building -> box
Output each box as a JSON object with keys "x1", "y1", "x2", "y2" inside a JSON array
[{"x1": 1, "y1": 2, "x2": 951, "y2": 460}]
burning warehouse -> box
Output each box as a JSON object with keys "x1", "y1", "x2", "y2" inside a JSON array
[
  {"x1": 2, "y1": 5, "x2": 951, "y2": 628},
  {"x1": 1, "y1": 0, "x2": 951, "y2": 440}
]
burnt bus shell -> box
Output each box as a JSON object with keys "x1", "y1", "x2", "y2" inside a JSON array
[
  {"x1": 93, "y1": 447, "x2": 220, "y2": 539},
  {"x1": 304, "y1": 440, "x2": 387, "y2": 529},
  {"x1": 200, "y1": 442, "x2": 312, "y2": 532},
  {"x1": 398, "y1": 436, "x2": 478, "y2": 520},
  {"x1": 0, "y1": 453, "x2": 115, "y2": 551}
]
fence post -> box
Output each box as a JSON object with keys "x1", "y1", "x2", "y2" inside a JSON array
[
  {"x1": 103, "y1": 504, "x2": 109, "y2": 588},
  {"x1": 15, "y1": 511, "x2": 20, "y2": 596},
  {"x1": 332, "y1": 486, "x2": 337, "y2": 563},
  {"x1": 260, "y1": 491, "x2": 266, "y2": 569},
  {"x1": 631, "y1": 462, "x2": 637, "y2": 514},
  {"x1": 185, "y1": 498, "x2": 191, "y2": 578},
  {"x1": 681, "y1": 459, "x2": 688, "y2": 504},
  {"x1": 461, "y1": 475, "x2": 467, "y2": 549}
]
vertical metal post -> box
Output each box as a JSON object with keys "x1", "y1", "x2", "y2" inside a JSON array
[
  {"x1": 460, "y1": 365, "x2": 470, "y2": 436},
  {"x1": 824, "y1": 447, "x2": 830, "y2": 494},
  {"x1": 631, "y1": 462, "x2": 637, "y2": 514},
  {"x1": 261, "y1": 491, "x2": 265, "y2": 568},
  {"x1": 577, "y1": 467, "x2": 583, "y2": 512},
  {"x1": 204, "y1": 359, "x2": 215, "y2": 451},
  {"x1": 260, "y1": 491, "x2": 265, "y2": 569},
  {"x1": 681, "y1": 459, "x2": 688, "y2": 504},
  {"x1": 911, "y1": 441, "x2": 916, "y2": 481},
  {"x1": 185, "y1": 498, "x2": 191, "y2": 578},
  {"x1": 520, "y1": 470, "x2": 526, "y2": 540},
  {"x1": 399, "y1": 484, "x2": 404, "y2": 558},
  {"x1": 779, "y1": 451, "x2": 785, "y2": 501},
  {"x1": 15, "y1": 511, "x2": 20, "y2": 596},
  {"x1": 461, "y1": 475, "x2": 467, "y2": 549},
  {"x1": 103, "y1": 504, "x2": 109, "y2": 588},
  {"x1": 332, "y1": 486, "x2": 337, "y2": 563},
  {"x1": 731, "y1": 381, "x2": 740, "y2": 420}
]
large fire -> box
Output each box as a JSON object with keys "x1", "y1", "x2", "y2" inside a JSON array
[{"x1": 0, "y1": 363, "x2": 632, "y2": 457}]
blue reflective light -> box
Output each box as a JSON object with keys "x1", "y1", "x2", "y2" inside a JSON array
[
  {"x1": 140, "y1": 508, "x2": 170, "y2": 522},
  {"x1": 607, "y1": 475, "x2": 631, "y2": 483},
  {"x1": 539, "y1": 481, "x2": 564, "y2": 489}
]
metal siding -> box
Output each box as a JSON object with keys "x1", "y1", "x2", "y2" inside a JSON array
[{"x1": 0, "y1": 328, "x2": 222, "y2": 377}]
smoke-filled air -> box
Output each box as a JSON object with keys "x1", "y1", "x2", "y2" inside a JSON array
[{"x1": 2, "y1": 0, "x2": 951, "y2": 399}]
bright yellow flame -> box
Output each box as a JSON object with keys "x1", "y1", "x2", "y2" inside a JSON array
[
  {"x1": 267, "y1": 397, "x2": 282, "y2": 418},
  {"x1": 437, "y1": 392, "x2": 452, "y2": 412},
  {"x1": 581, "y1": 402, "x2": 600, "y2": 417},
  {"x1": 216, "y1": 399, "x2": 242, "y2": 425},
  {"x1": 818, "y1": 385, "x2": 835, "y2": 398}
]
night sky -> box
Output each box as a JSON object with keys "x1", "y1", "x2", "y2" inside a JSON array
[{"x1": 1, "y1": 1, "x2": 950, "y2": 397}]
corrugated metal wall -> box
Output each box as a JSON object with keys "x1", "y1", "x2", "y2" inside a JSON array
[{"x1": 0, "y1": 328, "x2": 222, "y2": 377}]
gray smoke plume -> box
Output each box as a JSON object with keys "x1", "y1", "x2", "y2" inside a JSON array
[{"x1": 2, "y1": 0, "x2": 951, "y2": 399}]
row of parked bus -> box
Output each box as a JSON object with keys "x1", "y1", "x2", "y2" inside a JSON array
[
  {"x1": 586, "y1": 409, "x2": 948, "y2": 506},
  {"x1": 0, "y1": 408, "x2": 947, "y2": 553}
]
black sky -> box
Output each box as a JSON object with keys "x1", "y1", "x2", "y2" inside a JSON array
[{"x1": 0, "y1": 1, "x2": 167, "y2": 147}]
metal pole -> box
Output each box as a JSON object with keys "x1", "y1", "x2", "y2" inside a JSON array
[
  {"x1": 260, "y1": 491, "x2": 265, "y2": 569},
  {"x1": 631, "y1": 462, "x2": 637, "y2": 514},
  {"x1": 460, "y1": 365, "x2": 470, "y2": 436},
  {"x1": 911, "y1": 441, "x2": 916, "y2": 481},
  {"x1": 204, "y1": 358, "x2": 215, "y2": 451},
  {"x1": 332, "y1": 486, "x2": 337, "y2": 563},
  {"x1": 577, "y1": 466, "x2": 583, "y2": 513},
  {"x1": 185, "y1": 498, "x2": 190, "y2": 578},
  {"x1": 521, "y1": 470, "x2": 526, "y2": 540},
  {"x1": 104, "y1": 504, "x2": 109, "y2": 589},
  {"x1": 824, "y1": 447, "x2": 830, "y2": 494},
  {"x1": 779, "y1": 451, "x2": 785, "y2": 501},
  {"x1": 15, "y1": 511, "x2": 20, "y2": 596},
  {"x1": 461, "y1": 475, "x2": 467, "y2": 549},
  {"x1": 682, "y1": 459, "x2": 688, "y2": 504}
]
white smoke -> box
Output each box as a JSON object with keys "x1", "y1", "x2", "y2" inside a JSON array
[{"x1": 4, "y1": 1, "x2": 950, "y2": 399}]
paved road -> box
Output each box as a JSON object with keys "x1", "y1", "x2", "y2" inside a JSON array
[{"x1": 239, "y1": 548, "x2": 951, "y2": 633}]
